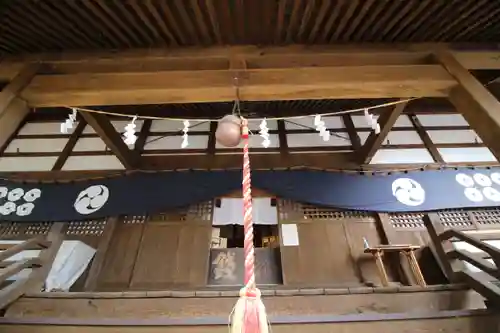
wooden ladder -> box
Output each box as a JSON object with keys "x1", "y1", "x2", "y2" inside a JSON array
[
  {"x1": 0, "y1": 223, "x2": 63, "y2": 310},
  {"x1": 424, "y1": 213, "x2": 500, "y2": 307}
]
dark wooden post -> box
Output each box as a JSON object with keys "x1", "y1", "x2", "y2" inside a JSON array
[
  {"x1": 375, "y1": 213, "x2": 412, "y2": 285},
  {"x1": 423, "y1": 213, "x2": 464, "y2": 283},
  {"x1": 84, "y1": 216, "x2": 118, "y2": 291}
]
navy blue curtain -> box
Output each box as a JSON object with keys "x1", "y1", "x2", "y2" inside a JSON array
[{"x1": 0, "y1": 168, "x2": 499, "y2": 222}]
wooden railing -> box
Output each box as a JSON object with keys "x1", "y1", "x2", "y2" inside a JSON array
[
  {"x1": 424, "y1": 213, "x2": 500, "y2": 307},
  {"x1": 0, "y1": 223, "x2": 63, "y2": 310}
]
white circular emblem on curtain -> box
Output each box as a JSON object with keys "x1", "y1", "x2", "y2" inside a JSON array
[
  {"x1": 0, "y1": 187, "x2": 41, "y2": 216},
  {"x1": 74, "y1": 185, "x2": 110, "y2": 215},
  {"x1": 455, "y1": 172, "x2": 500, "y2": 203},
  {"x1": 391, "y1": 178, "x2": 425, "y2": 206}
]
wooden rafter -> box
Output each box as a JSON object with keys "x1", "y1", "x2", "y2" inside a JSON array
[
  {"x1": 436, "y1": 51, "x2": 500, "y2": 161},
  {"x1": 51, "y1": 120, "x2": 87, "y2": 171},
  {"x1": 207, "y1": 121, "x2": 218, "y2": 155},
  {"x1": 134, "y1": 119, "x2": 152, "y2": 154},
  {"x1": 357, "y1": 101, "x2": 409, "y2": 164},
  {"x1": 2, "y1": 1, "x2": 500, "y2": 55},
  {"x1": 342, "y1": 115, "x2": 361, "y2": 151},
  {"x1": 408, "y1": 114, "x2": 444, "y2": 163},
  {"x1": 79, "y1": 112, "x2": 140, "y2": 169},
  {"x1": 277, "y1": 120, "x2": 288, "y2": 155},
  {"x1": 0, "y1": 63, "x2": 39, "y2": 152}
]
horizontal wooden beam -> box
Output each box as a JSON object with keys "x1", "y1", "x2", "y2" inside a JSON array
[
  {"x1": 0, "y1": 44, "x2": 499, "y2": 79},
  {"x1": 141, "y1": 153, "x2": 356, "y2": 170},
  {"x1": 1, "y1": 161, "x2": 498, "y2": 182},
  {"x1": 21, "y1": 65, "x2": 454, "y2": 106}
]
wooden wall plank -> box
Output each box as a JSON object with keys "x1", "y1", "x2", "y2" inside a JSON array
[
  {"x1": 96, "y1": 219, "x2": 145, "y2": 291},
  {"x1": 84, "y1": 217, "x2": 118, "y2": 291}
]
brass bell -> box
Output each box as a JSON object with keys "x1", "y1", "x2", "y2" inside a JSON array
[{"x1": 215, "y1": 114, "x2": 242, "y2": 147}]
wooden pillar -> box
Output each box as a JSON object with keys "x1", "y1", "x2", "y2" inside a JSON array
[
  {"x1": 435, "y1": 51, "x2": 500, "y2": 161},
  {"x1": 375, "y1": 213, "x2": 412, "y2": 285},
  {"x1": 84, "y1": 216, "x2": 118, "y2": 291}
]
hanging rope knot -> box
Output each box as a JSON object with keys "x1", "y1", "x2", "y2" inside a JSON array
[
  {"x1": 241, "y1": 117, "x2": 249, "y2": 139},
  {"x1": 239, "y1": 287, "x2": 261, "y2": 299}
]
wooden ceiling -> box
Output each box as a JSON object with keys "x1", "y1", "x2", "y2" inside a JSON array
[{"x1": 1, "y1": 0, "x2": 500, "y2": 55}]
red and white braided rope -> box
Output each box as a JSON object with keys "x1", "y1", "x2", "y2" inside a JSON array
[{"x1": 241, "y1": 120, "x2": 256, "y2": 291}]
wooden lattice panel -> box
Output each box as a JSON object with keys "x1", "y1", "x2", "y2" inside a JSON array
[
  {"x1": 149, "y1": 201, "x2": 213, "y2": 222},
  {"x1": 187, "y1": 201, "x2": 213, "y2": 221},
  {"x1": 0, "y1": 222, "x2": 22, "y2": 237},
  {"x1": 277, "y1": 199, "x2": 302, "y2": 221},
  {"x1": 25, "y1": 222, "x2": 53, "y2": 235},
  {"x1": 438, "y1": 210, "x2": 473, "y2": 229},
  {"x1": 471, "y1": 208, "x2": 500, "y2": 226},
  {"x1": 277, "y1": 200, "x2": 374, "y2": 221},
  {"x1": 301, "y1": 204, "x2": 374, "y2": 221},
  {"x1": 122, "y1": 215, "x2": 148, "y2": 224},
  {"x1": 65, "y1": 219, "x2": 107, "y2": 236},
  {"x1": 389, "y1": 213, "x2": 425, "y2": 229}
]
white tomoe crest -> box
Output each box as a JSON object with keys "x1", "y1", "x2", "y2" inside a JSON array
[
  {"x1": 391, "y1": 178, "x2": 425, "y2": 206},
  {"x1": 74, "y1": 185, "x2": 110, "y2": 215}
]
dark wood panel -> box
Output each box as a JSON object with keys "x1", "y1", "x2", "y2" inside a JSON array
[
  {"x1": 129, "y1": 220, "x2": 211, "y2": 289},
  {"x1": 281, "y1": 221, "x2": 358, "y2": 286},
  {"x1": 96, "y1": 221, "x2": 144, "y2": 291}
]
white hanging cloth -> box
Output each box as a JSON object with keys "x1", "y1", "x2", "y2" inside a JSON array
[{"x1": 212, "y1": 198, "x2": 278, "y2": 225}]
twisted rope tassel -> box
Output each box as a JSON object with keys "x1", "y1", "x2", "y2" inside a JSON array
[{"x1": 230, "y1": 118, "x2": 269, "y2": 333}]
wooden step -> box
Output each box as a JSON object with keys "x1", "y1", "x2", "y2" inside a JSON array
[
  {"x1": 4, "y1": 285, "x2": 486, "y2": 319},
  {"x1": 0, "y1": 309, "x2": 497, "y2": 333}
]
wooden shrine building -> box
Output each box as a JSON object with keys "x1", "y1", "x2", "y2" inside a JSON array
[{"x1": 1, "y1": 1, "x2": 500, "y2": 332}]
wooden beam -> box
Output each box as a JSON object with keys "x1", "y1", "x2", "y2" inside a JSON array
[
  {"x1": 21, "y1": 65, "x2": 454, "y2": 107},
  {"x1": 342, "y1": 115, "x2": 361, "y2": 151},
  {"x1": 207, "y1": 121, "x2": 218, "y2": 155},
  {"x1": 1, "y1": 45, "x2": 500, "y2": 81},
  {"x1": 0, "y1": 114, "x2": 28, "y2": 156},
  {"x1": 0, "y1": 63, "x2": 40, "y2": 151},
  {"x1": 357, "y1": 101, "x2": 408, "y2": 164},
  {"x1": 134, "y1": 119, "x2": 152, "y2": 154},
  {"x1": 436, "y1": 50, "x2": 500, "y2": 161},
  {"x1": 2, "y1": 159, "x2": 499, "y2": 181},
  {"x1": 407, "y1": 114, "x2": 444, "y2": 163},
  {"x1": 51, "y1": 120, "x2": 86, "y2": 171},
  {"x1": 277, "y1": 120, "x2": 288, "y2": 155},
  {"x1": 79, "y1": 112, "x2": 139, "y2": 169},
  {"x1": 142, "y1": 152, "x2": 356, "y2": 170},
  {"x1": 0, "y1": 63, "x2": 39, "y2": 112}
]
